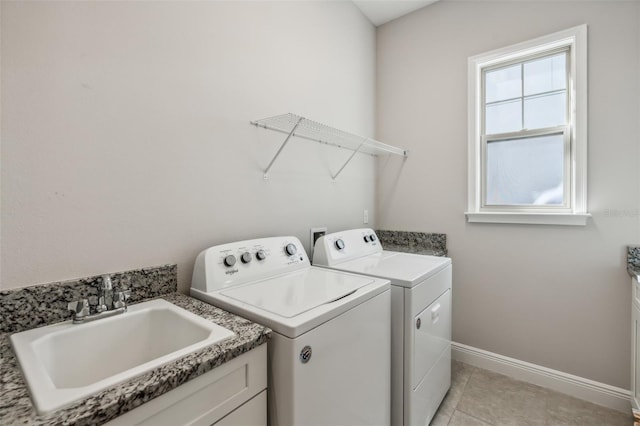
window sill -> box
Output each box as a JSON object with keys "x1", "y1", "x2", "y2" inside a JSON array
[{"x1": 465, "y1": 212, "x2": 591, "y2": 226}]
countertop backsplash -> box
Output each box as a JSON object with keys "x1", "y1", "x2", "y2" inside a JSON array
[
  {"x1": 376, "y1": 229, "x2": 448, "y2": 257},
  {"x1": 0, "y1": 264, "x2": 177, "y2": 334},
  {"x1": 629, "y1": 246, "x2": 640, "y2": 278}
]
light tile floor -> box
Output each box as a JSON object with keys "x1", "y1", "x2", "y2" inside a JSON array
[{"x1": 430, "y1": 361, "x2": 633, "y2": 426}]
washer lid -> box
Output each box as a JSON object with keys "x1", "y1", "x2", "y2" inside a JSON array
[
  {"x1": 335, "y1": 251, "x2": 451, "y2": 287},
  {"x1": 220, "y1": 268, "x2": 376, "y2": 318}
]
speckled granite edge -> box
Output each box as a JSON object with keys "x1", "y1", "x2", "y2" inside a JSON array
[
  {"x1": 0, "y1": 265, "x2": 177, "y2": 334},
  {"x1": 0, "y1": 292, "x2": 271, "y2": 426},
  {"x1": 376, "y1": 230, "x2": 448, "y2": 257},
  {"x1": 628, "y1": 246, "x2": 640, "y2": 278}
]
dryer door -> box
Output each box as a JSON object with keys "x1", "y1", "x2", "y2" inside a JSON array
[{"x1": 412, "y1": 288, "x2": 451, "y2": 388}]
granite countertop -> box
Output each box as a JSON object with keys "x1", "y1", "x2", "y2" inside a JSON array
[{"x1": 0, "y1": 292, "x2": 271, "y2": 426}]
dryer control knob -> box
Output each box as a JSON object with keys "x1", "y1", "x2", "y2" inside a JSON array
[
  {"x1": 256, "y1": 250, "x2": 267, "y2": 261},
  {"x1": 223, "y1": 255, "x2": 236, "y2": 267},
  {"x1": 335, "y1": 239, "x2": 345, "y2": 250},
  {"x1": 240, "y1": 252, "x2": 252, "y2": 264},
  {"x1": 363, "y1": 235, "x2": 370, "y2": 243},
  {"x1": 285, "y1": 243, "x2": 297, "y2": 256},
  {"x1": 369, "y1": 234, "x2": 376, "y2": 241}
]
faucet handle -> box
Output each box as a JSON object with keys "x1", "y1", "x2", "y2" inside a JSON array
[
  {"x1": 67, "y1": 299, "x2": 90, "y2": 319},
  {"x1": 113, "y1": 290, "x2": 131, "y2": 309}
]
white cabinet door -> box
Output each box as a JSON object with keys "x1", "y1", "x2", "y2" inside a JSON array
[{"x1": 106, "y1": 345, "x2": 266, "y2": 426}]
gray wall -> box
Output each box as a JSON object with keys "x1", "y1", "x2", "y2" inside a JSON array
[
  {"x1": 376, "y1": 0, "x2": 640, "y2": 389},
  {"x1": 0, "y1": 1, "x2": 378, "y2": 292}
]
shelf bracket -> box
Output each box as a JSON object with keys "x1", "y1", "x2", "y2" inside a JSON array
[
  {"x1": 263, "y1": 116, "x2": 304, "y2": 179},
  {"x1": 331, "y1": 139, "x2": 367, "y2": 181}
]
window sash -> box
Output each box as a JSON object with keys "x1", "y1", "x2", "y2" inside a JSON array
[
  {"x1": 481, "y1": 48, "x2": 570, "y2": 137},
  {"x1": 479, "y1": 48, "x2": 571, "y2": 211},
  {"x1": 480, "y1": 125, "x2": 572, "y2": 211}
]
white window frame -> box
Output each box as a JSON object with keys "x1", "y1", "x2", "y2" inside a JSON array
[{"x1": 466, "y1": 25, "x2": 590, "y2": 226}]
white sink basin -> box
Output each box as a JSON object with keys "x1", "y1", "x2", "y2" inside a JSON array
[{"x1": 10, "y1": 298, "x2": 234, "y2": 414}]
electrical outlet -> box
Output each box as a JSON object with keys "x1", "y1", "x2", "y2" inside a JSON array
[
  {"x1": 310, "y1": 227, "x2": 327, "y2": 260},
  {"x1": 363, "y1": 209, "x2": 369, "y2": 224}
]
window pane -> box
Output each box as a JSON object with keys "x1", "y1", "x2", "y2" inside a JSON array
[
  {"x1": 524, "y1": 92, "x2": 566, "y2": 129},
  {"x1": 524, "y1": 53, "x2": 566, "y2": 96},
  {"x1": 485, "y1": 64, "x2": 521, "y2": 103},
  {"x1": 486, "y1": 134, "x2": 564, "y2": 206},
  {"x1": 485, "y1": 99, "x2": 522, "y2": 135}
]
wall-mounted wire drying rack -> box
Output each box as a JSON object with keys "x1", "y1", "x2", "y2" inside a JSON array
[{"x1": 251, "y1": 113, "x2": 408, "y2": 180}]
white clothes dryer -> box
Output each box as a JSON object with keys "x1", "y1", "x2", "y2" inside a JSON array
[
  {"x1": 313, "y1": 228, "x2": 452, "y2": 426},
  {"x1": 191, "y1": 236, "x2": 391, "y2": 426}
]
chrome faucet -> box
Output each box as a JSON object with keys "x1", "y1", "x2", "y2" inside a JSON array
[
  {"x1": 96, "y1": 275, "x2": 114, "y2": 313},
  {"x1": 67, "y1": 275, "x2": 131, "y2": 324}
]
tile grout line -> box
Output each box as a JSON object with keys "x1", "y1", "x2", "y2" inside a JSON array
[
  {"x1": 448, "y1": 366, "x2": 499, "y2": 426},
  {"x1": 445, "y1": 366, "x2": 477, "y2": 426}
]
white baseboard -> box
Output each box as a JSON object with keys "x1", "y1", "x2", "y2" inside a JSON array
[{"x1": 452, "y1": 342, "x2": 631, "y2": 413}]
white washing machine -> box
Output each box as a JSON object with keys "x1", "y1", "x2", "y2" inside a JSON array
[
  {"x1": 313, "y1": 228, "x2": 452, "y2": 426},
  {"x1": 191, "y1": 236, "x2": 391, "y2": 426}
]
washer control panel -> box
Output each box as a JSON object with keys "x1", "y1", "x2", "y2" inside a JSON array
[
  {"x1": 192, "y1": 236, "x2": 309, "y2": 293},
  {"x1": 312, "y1": 228, "x2": 382, "y2": 266}
]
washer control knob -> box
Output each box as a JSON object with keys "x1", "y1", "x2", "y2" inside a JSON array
[
  {"x1": 223, "y1": 255, "x2": 236, "y2": 267},
  {"x1": 256, "y1": 250, "x2": 267, "y2": 261},
  {"x1": 285, "y1": 243, "x2": 297, "y2": 256},
  {"x1": 369, "y1": 234, "x2": 376, "y2": 242},
  {"x1": 335, "y1": 239, "x2": 345, "y2": 250},
  {"x1": 240, "y1": 252, "x2": 252, "y2": 264},
  {"x1": 363, "y1": 235, "x2": 370, "y2": 243}
]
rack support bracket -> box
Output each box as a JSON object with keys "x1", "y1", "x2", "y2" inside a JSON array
[
  {"x1": 263, "y1": 116, "x2": 304, "y2": 179},
  {"x1": 331, "y1": 139, "x2": 367, "y2": 181}
]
